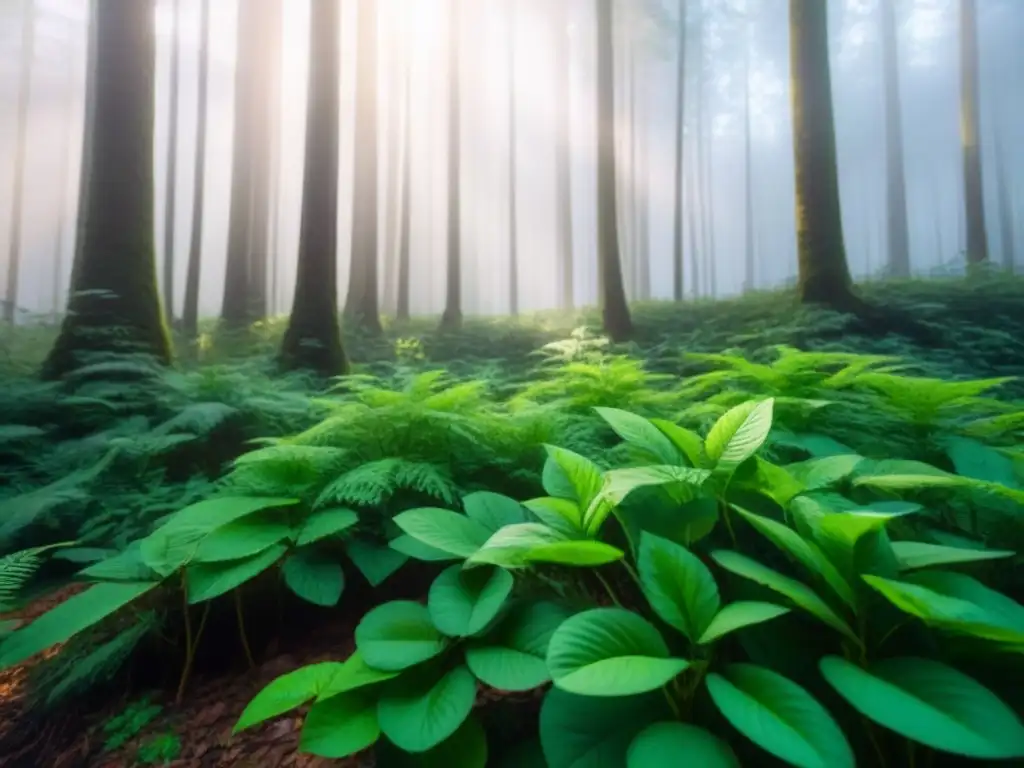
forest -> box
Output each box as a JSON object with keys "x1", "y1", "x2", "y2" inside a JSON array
[{"x1": 0, "y1": 0, "x2": 1022, "y2": 766}]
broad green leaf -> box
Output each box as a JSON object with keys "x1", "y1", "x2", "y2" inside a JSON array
[
  {"x1": 650, "y1": 419, "x2": 706, "y2": 467},
  {"x1": 785, "y1": 455, "x2": 862, "y2": 491},
  {"x1": 595, "y1": 408, "x2": 682, "y2": 465},
  {"x1": 295, "y1": 507, "x2": 358, "y2": 546},
  {"x1": 710, "y1": 550, "x2": 858, "y2": 643},
  {"x1": 186, "y1": 544, "x2": 287, "y2": 604},
  {"x1": 355, "y1": 600, "x2": 448, "y2": 671},
  {"x1": 637, "y1": 532, "x2": 719, "y2": 642},
  {"x1": 809, "y1": 510, "x2": 903, "y2": 582},
  {"x1": 427, "y1": 565, "x2": 514, "y2": 637},
  {"x1": 944, "y1": 436, "x2": 1020, "y2": 488},
  {"x1": 547, "y1": 608, "x2": 689, "y2": 696},
  {"x1": 79, "y1": 543, "x2": 156, "y2": 582},
  {"x1": 733, "y1": 506, "x2": 856, "y2": 609},
  {"x1": 282, "y1": 549, "x2": 344, "y2": 607},
  {"x1": 193, "y1": 517, "x2": 291, "y2": 563},
  {"x1": 734, "y1": 457, "x2": 805, "y2": 506},
  {"x1": 390, "y1": 534, "x2": 460, "y2": 562},
  {"x1": 542, "y1": 445, "x2": 604, "y2": 510},
  {"x1": 852, "y1": 459, "x2": 970, "y2": 492},
  {"x1": 375, "y1": 716, "x2": 487, "y2": 767},
  {"x1": 465, "y1": 600, "x2": 573, "y2": 691},
  {"x1": 140, "y1": 497, "x2": 298, "y2": 576},
  {"x1": 820, "y1": 655, "x2": 1024, "y2": 759},
  {"x1": 706, "y1": 663, "x2": 854, "y2": 768},
  {"x1": 317, "y1": 650, "x2": 399, "y2": 701},
  {"x1": 377, "y1": 664, "x2": 477, "y2": 753},
  {"x1": 540, "y1": 689, "x2": 670, "y2": 768},
  {"x1": 698, "y1": 601, "x2": 791, "y2": 645},
  {"x1": 627, "y1": 722, "x2": 740, "y2": 767},
  {"x1": 346, "y1": 539, "x2": 408, "y2": 586},
  {"x1": 300, "y1": 691, "x2": 380, "y2": 758},
  {"x1": 235, "y1": 662, "x2": 344, "y2": 732},
  {"x1": 0, "y1": 581, "x2": 157, "y2": 669},
  {"x1": 392, "y1": 508, "x2": 491, "y2": 559},
  {"x1": 523, "y1": 496, "x2": 584, "y2": 535},
  {"x1": 771, "y1": 432, "x2": 854, "y2": 458},
  {"x1": 462, "y1": 491, "x2": 526, "y2": 532},
  {"x1": 466, "y1": 523, "x2": 623, "y2": 568},
  {"x1": 891, "y1": 541, "x2": 1015, "y2": 570},
  {"x1": 705, "y1": 399, "x2": 775, "y2": 474},
  {"x1": 623, "y1": 494, "x2": 720, "y2": 550},
  {"x1": 600, "y1": 466, "x2": 711, "y2": 507}
]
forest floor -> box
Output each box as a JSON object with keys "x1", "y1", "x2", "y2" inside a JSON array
[{"x1": 0, "y1": 276, "x2": 1023, "y2": 768}]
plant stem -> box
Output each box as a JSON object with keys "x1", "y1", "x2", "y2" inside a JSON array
[
  {"x1": 234, "y1": 589, "x2": 255, "y2": 670},
  {"x1": 175, "y1": 584, "x2": 210, "y2": 705},
  {"x1": 594, "y1": 570, "x2": 621, "y2": 607}
]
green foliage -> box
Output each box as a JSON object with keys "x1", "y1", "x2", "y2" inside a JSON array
[{"x1": 103, "y1": 697, "x2": 163, "y2": 752}]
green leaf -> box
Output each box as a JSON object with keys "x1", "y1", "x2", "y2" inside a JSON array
[
  {"x1": 710, "y1": 550, "x2": 858, "y2": 642},
  {"x1": 546, "y1": 608, "x2": 689, "y2": 696},
  {"x1": 890, "y1": 541, "x2": 1015, "y2": 570},
  {"x1": 542, "y1": 444, "x2": 604, "y2": 510},
  {"x1": 346, "y1": 539, "x2": 407, "y2": 586},
  {"x1": 0, "y1": 581, "x2": 157, "y2": 669},
  {"x1": 355, "y1": 601, "x2": 448, "y2": 671},
  {"x1": 377, "y1": 664, "x2": 477, "y2": 753},
  {"x1": 427, "y1": 565, "x2": 514, "y2": 637},
  {"x1": 809, "y1": 509, "x2": 903, "y2": 582},
  {"x1": 186, "y1": 544, "x2": 286, "y2": 604},
  {"x1": 704, "y1": 399, "x2": 774, "y2": 474},
  {"x1": 523, "y1": 496, "x2": 584, "y2": 535},
  {"x1": 467, "y1": 523, "x2": 623, "y2": 569},
  {"x1": 282, "y1": 549, "x2": 344, "y2": 607},
  {"x1": 193, "y1": 517, "x2": 291, "y2": 563},
  {"x1": 317, "y1": 651, "x2": 398, "y2": 701},
  {"x1": 785, "y1": 454, "x2": 863, "y2": 490},
  {"x1": 375, "y1": 715, "x2": 488, "y2": 767},
  {"x1": 540, "y1": 688, "x2": 669, "y2": 768},
  {"x1": 79, "y1": 543, "x2": 156, "y2": 582},
  {"x1": 650, "y1": 419, "x2": 706, "y2": 467},
  {"x1": 392, "y1": 508, "x2": 491, "y2": 559},
  {"x1": 600, "y1": 465, "x2": 711, "y2": 507},
  {"x1": 300, "y1": 691, "x2": 380, "y2": 758},
  {"x1": 698, "y1": 602, "x2": 791, "y2": 645},
  {"x1": 595, "y1": 408, "x2": 682, "y2": 465},
  {"x1": 465, "y1": 600, "x2": 572, "y2": 691},
  {"x1": 390, "y1": 534, "x2": 460, "y2": 562},
  {"x1": 706, "y1": 663, "x2": 854, "y2": 768},
  {"x1": 235, "y1": 662, "x2": 343, "y2": 732},
  {"x1": 944, "y1": 436, "x2": 1020, "y2": 487},
  {"x1": 820, "y1": 655, "x2": 1024, "y2": 759},
  {"x1": 627, "y1": 722, "x2": 740, "y2": 767},
  {"x1": 296, "y1": 507, "x2": 359, "y2": 546},
  {"x1": 733, "y1": 506, "x2": 856, "y2": 609},
  {"x1": 140, "y1": 497, "x2": 298, "y2": 576},
  {"x1": 637, "y1": 532, "x2": 719, "y2": 642},
  {"x1": 462, "y1": 491, "x2": 527, "y2": 532}
]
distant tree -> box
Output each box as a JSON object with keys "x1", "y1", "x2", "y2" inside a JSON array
[
  {"x1": 397, "y1": 58, "x2": 412, "y2": 322},
  {"x1": 553, "y1": 0, "x2": 574, "y2": 310},
  {"x1": 439, "y1": 0, "x2": 463, "y2": 332},
  {"x1": 993, "y1": 125, "x2": 1015, "y2": 273},
  {"x1": 43, "y1": 0, "x2": 172, "y2": 378},
  {"x1": 161, "y1": 0, "x2": 181, "y2": 322},
  {"x1": 507, "y1": 0, "x2": 519, "y2": 316},
  {"x1": 959, "y1": 0, "x2": 988, "y2": 265},
  {"x1": 742, "y1": 3, "x2": 756, "y2": 292},
  {"x1": 671, "y1": 0, "x2": 687, "y2": 301},
  {"x1": 880, "y1": 0, "x2": 910, "y2": 277},
  {"x1": 279, "y1": 0, "x2": 348, "y2": 376},
  {"x1": 595, "y1": 0, "x2": 632, "y2": 340},
  {"x1": 182, "y1": 0, "x2": 210, "y2": 338}
]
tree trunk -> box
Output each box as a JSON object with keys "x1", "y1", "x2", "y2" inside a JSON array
[
  {"x1": 382, "y1": 17, "x2": 402, "y2": 316},
  {"x1": 880, "y1": 0, "x2": 910, "y2": 277},
  {"x1": 959, "y1": 0, "x2": 988, "y2": 265},
  {"x1": 993, "y1": 127, "x2": 1015, "y2": 273},
  {"x1": 439, "y1": 0, "x2": 463, "y2": 332},
  {"x1": 43, "y1": 0, "x2": 173, "y2": 378},
  {"x1": 671, "y1": 0, "x2": 686, "y2": 301},
  {"x1": 51, "y1": 35, "x2": 78, "y2": 322},
  {"x1": 279, "y1": 0, "x2": 348, "y2": 376},
  {"x1": 554, "y1": 0, "x2": 574, "y2": 310},
  {"x1": 636, "y1": 57, "x2": 650, "y2": 301},
  {"x1": 4, "y1": 0, "x2": 35, "y2": 324},
  {"x1": 687, "y1": 146, "x2": 700, "y2": 297},
  {"x1": 397, "y1": 57, "x2": 412, "y2": 323},
  {"x1": 595, "y1": 0, "x2": 632, "y2": 341},
  {"x1": 345, "y1": 0, "x2": 382, "y2": 333},
  {"x1": 790, "y1": 0, "x2": 855, "y2": 306},
  {"x1": 161, "y1": 0, "x2": 181, "y2": 323},
  {"x1": 507, "y1": 0, "x2": 519, "y2": 316},
  {"x1": 183, "y1": 0, "x2": 210, "y2": 338},
  {"x1": 743, "y1": 11, "x2": 755, "y2": 292}
]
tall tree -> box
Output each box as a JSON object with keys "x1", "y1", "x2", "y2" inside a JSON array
[
  {"x1": 182, "y1": 0, "x2": 210, "y2": 338},
  {"x1": 4, "y1": 0, "x2": 36, "y2": 324},
  {"x1": 43, "y1": 0, "x2": 172, "y2": 378},
  {"x1": 993, "y1": 127, "x2": 1015, "y2": 273},
  {"x1": 161, "y1": 0, "x2": 181, "y2": 322},
  {"x1": 959, "y1": 0, "x2": 988, "y2": 265},
  {"x1": 742, "y1": 5, "x2": 756, "y2": 292},
  {"x1": 397, "y1": 61, "x2": 412, "y2": 323},
  {"x1": 789, "y1": 0, "x2": 855, "y2": 307},
  {"x1": 279, "y1": 0, "x2": 348, "y2": 376},
  {"x1": 382, "y1": 9, "x2": 402, "y2": 316},
  {"x1": 880, "y1": 0, "x2": 910, "y2": 277},
  {"x1": 635, "y1": 54, "x2": 650, "y2": 300},
  {"x1": 671, "y1": 0, "x2": 687, "y2": 301},
  {"x1": 595, "y1": 0, "x2": 632, "y2": 340},
  {"x1": 554, "y1": 0, "x2": 574, "y2": 310},
  {"x1": 344, "y1": 0, "x2": 383, "y2": 333},
  {"x1": 52, "y1": 26, "x2": 79, "y2": 321},
  {"x1": 507, "y1": 0, "x2": 519, "y2": 316},
  {"x1": 439, "y1": 0, "x2": 463, "y2": 332}
]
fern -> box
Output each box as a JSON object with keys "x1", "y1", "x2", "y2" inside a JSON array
[{"x1": 316, "y1": 459, "x2": 459, "y2": 508}]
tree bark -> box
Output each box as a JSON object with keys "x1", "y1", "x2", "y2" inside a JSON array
[
  {"x1": 671, "y1": 0, "x2": 686, "y2": 301},
  {"x1": 743, "y1": 10, "x2": 755, "y2": 292},
  {"x1": 182, "y1": 0, "x2": 210, "y2": 338},
  {"x1": 959, "y1": 0, "x2": 988, "y2": 265},
  {"x1": 397, "y1": 56, "x2": 412, "y2": 322},
  {"x1": 993, "y1": 127, "x2": 1015, "y2": 272},
  {"x1": 439, "y1": 0, "x2": 463, "y2": 332},
  {"x1": 161, "y1": 0, "x2": 181, "y2": 322},
  {"x1": 554, "y1": 0, "x2": 574, "y2": 310},
  {"x1": 507, "y1": 0, "x2": 519, "y2": 316},
  {"x1": 880, "y1": 0, "x2": 911, "y2": 277}
]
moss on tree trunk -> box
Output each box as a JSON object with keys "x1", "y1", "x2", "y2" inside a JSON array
[{"x1": 42, "y1": 0, "x2": 172, "y2": 380}]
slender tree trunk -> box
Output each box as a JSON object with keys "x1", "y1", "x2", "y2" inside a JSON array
[
  {"x1": 880, "y1": 0, "x2": 910, "y2": 277},
  {"x1": 397, "y1": 57, "x2": 412, "y2": 322},
  {"x1": 554, "y1": 0, "x2": 574, "y2": 310},
  {"x1": 382, "y1": 18, "x2": 402, "y2": 316},
  {"x1": 43, "y1": 0, "x2": 172, "y2": 378},
  {"x1": 636, "y1": 59, "x2": 650, "y2": 300},
  {"x1": 743, "y1": 12, "x2": 755, "y2": 292},
  {"x1": 687, "y1": 148, "x2": 701, "y2": 297},
  {"x1": 4, "y1": 0, "x2": 35, "y2": 324},
  {"x1": 625, "y1": 39, "x2": 637, "y2": 300},
  {"x1": 993, "y1": 127, "x2": 1015, "y2": 272},
  {"x1": 51, "y1": 40, "x2": 78, "y2": 322},
  {"x1": 790, "y1": 0, "x2": 855, "y2": 306},
  {"x1": 439, "y1": 0, "x2": 463, "y2": 332},
  {"x1": 507, "y1": 0, "x2": 519, "y2": 316},
  {"x1": 671, "y1": 0, "x2": 687, "y2": 301},
  {"x1": 701, "y1": 88, "x2": 716, "y2": 297},
  {"x1": 161, "y1": 0, "x2": 181, "y2": 323},
  {"x1": 959, "y1": 0, "x2": 988, "y2": 265},
  {"x1": 183, "y1": 0, "x2": 210, "y2": 338},
  {"x1": 280, "y1": 0, "x2": 348, "y2": 376},
  {"x1": 595, "y1": 0, "x2": 632, "y2": 341}
]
